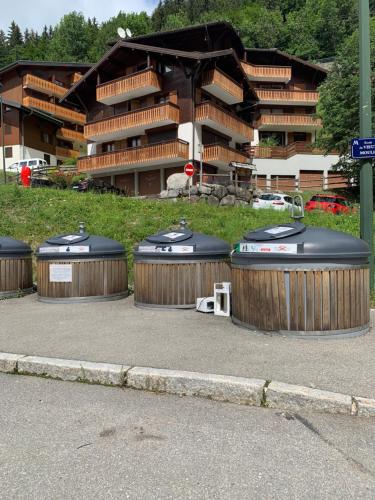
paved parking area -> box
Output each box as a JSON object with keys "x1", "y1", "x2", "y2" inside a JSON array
[{"x1": 0, "y1": 294, "x2": 374, "y2": 398}]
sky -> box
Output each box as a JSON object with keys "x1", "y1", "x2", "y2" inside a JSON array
[{"x1": 1, "y1": 0, "x2": 158, "y2": 33}]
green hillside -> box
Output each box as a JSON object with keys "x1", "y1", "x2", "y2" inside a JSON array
[{"x1": 0, "y1": 185, "x2": 360, "y2": 278}]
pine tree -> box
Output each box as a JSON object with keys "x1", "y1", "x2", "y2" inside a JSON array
[
  {"x1": 7, "y1": 21, "x2": 23, "y2": 47},
  {"x1": 0, "y1": 30, "x2": 9, "y2": 67}
]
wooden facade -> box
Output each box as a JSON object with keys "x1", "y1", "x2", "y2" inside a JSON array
[
  {"x1": 0, "y1": 257, "x2": 33, "y2": 297},
  {"x1": 37, "y1": 258, "x2": 128, "y2": 302},
  {"x1": 134, "y1": 260, "x2": 231, "y2": 308},
  {"x1": 0, "y1": 61, "x2": 90, "y2": 165},
  {"x1": 231, "y1": 266, "x2": 370, "y2": 337}
]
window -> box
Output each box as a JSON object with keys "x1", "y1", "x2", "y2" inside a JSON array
[
  {"x1": 127, "y1": 136, "x2": 141, "y2": 148},
  {"x1": 102, "y1": 142, "x2": 115, "y2": 153},
  {"x1": 293, "y1": 132, "x2": 307, "y2": 142},
  {"x1": 4, "y1": 147, "x2": 12, "y2": 158},
  {"x1": 44, "y1": 154, "x2": 50, "y2": 164},
  {"x1": 29, "y1": 160, "x2": 38, "y2": 167},
  {"x1": 42, "y1": 132, "x2": 52, "y2": 144}
]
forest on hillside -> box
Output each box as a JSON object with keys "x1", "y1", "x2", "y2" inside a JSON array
[{"x1": 1, "y1": 0, "x2": 374, "y2": 67}]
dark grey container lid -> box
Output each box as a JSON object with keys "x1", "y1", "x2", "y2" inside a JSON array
[
  {"x1": 232, "y1": 222, "x2": 370, "y2": 265},
  {"x1": 0, "y1": 237, "x2": 31, "y2": 257},
  {"x1": 134, "y1": 219, "x2": 230, "y2": 261},
  {"x1": 36, "y1": 223, "x2": 125, "y2": 260}
]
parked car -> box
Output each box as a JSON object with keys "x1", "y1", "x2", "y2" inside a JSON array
[
  {"x1": 253, "y1": 192, "x2": 299, "y2": 212},
  {"x1": 8, "y1": 158, "x2": 48, "y2": 173},
  {"x1": 304, "y1": 194, "x2": 353, "y2": 215}
]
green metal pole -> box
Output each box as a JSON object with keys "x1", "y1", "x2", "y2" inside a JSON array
[{"x1": 359, "y1": 0, "x2": 373, "y2": 289}]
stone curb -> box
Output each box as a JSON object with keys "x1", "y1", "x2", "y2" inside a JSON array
[{"x1": 0, "y1": 352, "x2": 374, "y2": 417}]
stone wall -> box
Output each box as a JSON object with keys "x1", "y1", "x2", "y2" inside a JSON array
[{"x1": 160, "y1": 183, "x2": 253, "y2": 206}]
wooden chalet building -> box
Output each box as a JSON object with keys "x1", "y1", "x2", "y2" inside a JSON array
[
  {"x1": 0, "y1": 61, "x2": 90, "y2": 168},
  {"x1": 63, "y1": 22, "x2": 338, "y2": 195}
]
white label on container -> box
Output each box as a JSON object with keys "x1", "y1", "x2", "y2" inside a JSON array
[
  {"x1": 264, "y1": 226, "x2": 294, "y2": 235},
  {"x1": 163, "y1": 232, "x2": 185, "y2": 239},
  {"x1": 39, "y1": 246, "x2": 90, "y2": 254},
  {"x1": 138, "y1": 245, "x2": 194, "y2": 254},
  {"x1": 238, "y1": 243, "x2": 298, "y2": 254},
  {"x1": 49, "y1": 264, "x2": 72, "y2": 282},
  {"x1": 62, "y1": 235, "x2": 82, "y2": 242},
  {"x1": 39, "y1": 246, "x2": 60, "y2": 254}
]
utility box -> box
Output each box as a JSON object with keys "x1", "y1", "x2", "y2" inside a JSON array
[
  {"x1": 231, "y1": 222, "x2": 370, "y2": 337},
  {"x1": 36, "y1": 224, "x2": 128, "y2": 303},
  {"x1": 0, "y1": 237, "x2": 33, "y2": 298},
  {"x1": 214, "y1": 282, "x2": 231, "y2": 317},
  {"x1": 133, "y1": 219, "x2": 231, "y2": 308}
]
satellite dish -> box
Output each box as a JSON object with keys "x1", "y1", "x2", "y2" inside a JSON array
[
  {"x1": 117, "y1": 27, "x2": 126, "y2": 39},
  {"x1": 125, "y1": 28, "x2": 132, "y2": 38}
]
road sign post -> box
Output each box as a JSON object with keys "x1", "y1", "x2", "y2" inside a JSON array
[
  {"x1": 184, "y1": 163, "x2": 195, "y2": 201},
  {"x1": 359, "y1": 0, "x2": 373, "y2": 289}
]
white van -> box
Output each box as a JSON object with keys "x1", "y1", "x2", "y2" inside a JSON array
[{"x1": 8, "y1": 158, "x2": 48, "y2": 173}]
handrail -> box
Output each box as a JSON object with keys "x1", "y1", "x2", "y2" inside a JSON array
[
  {"x1": 96, "y1": 67, "x2": 156, "y2": 88},
  {"x1": 196, "y1": 101, "x2": 253, "y2": 140},
  {"x1": 255, "y1": 114, "x2": 322, "y2": 128},
  {"x1": 86, "y1": 102, "x2": 179, "y2": 126},
  {"x1": 79, "y1": 139, "x2": 188, "y2": 160},
  {"x1": 202, "y1": 68, "x2": 243, "y2": 100},
  {"x1": 255, "y1": 89, "x2": 319, "y2": 102},
  {"x1": 23, "y1": 96, "x2": 86, "y2": 125},
  {"x1": 23, "y1": 74, "x2": 67, "y2": 98},
  {"x1": 241, "y1": 61, "x2": 292, "y2": 79}
]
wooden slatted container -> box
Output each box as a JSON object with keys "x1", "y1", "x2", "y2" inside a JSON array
[
  {"x1": 134, "y1": 220, "x2": 231, "y2": 308},
  {"x1": 0, "y1": 237, "x2": 33, "y2": 298},
  {"x1": 36, "y1": 225, "x2": 128, "y2": 303},
  {"x1": 231, "y1": 222, "x2": 370, "y2": 337}
]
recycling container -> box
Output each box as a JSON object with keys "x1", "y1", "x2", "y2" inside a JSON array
[
  {"x1": 231, "y1": 221, "x2": 370, "y2": 337},
  {"x1": 36, "y1": 224, "x2": 128, "y2": 302},
  {"x1": 134, "y1": 219, "x2": 231, "y2": 308},
  {"x1": 0, "y1": 237, "x2": 33, "y2": 297}
]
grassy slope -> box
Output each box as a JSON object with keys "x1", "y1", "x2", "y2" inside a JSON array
[{"x1": 0, "y1": 185, "x2": 360, "y2": 279}]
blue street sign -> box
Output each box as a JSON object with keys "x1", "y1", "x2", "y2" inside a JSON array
[{"x1": 351, "y1": 138, "x2": 375, "y2": 159}]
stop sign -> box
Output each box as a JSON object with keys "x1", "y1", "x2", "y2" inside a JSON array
[{"x1": 184, "y1": 163, "x2": 195, "y2": 177}]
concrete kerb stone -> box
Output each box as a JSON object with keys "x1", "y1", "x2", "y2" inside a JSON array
[
  {"x1": 1, "y1": 351, "x2": 375, "y2": 417},
  {"x1": 17, "y1": 356, "x2": 130, "y2": 386},
  {"x1": 266, "y1": 381, "x2": 353, "y2": 415},
  {"x1": 0, "y1": 353, "x2": 27, "y2": 374},
  {"x1": 126, "y1": 367, "x2": 266, "y2": 406}
]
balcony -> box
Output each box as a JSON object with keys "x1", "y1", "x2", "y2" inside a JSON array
[
  {"x1": 77, "y1": 139, "x2": 189, "y2": 174},
  {"x1": 57, "y1": 128, "x2": 85, "y2": 144},
  {"x1": 56, "y1": 146, "x2": 80, "y2": 159},
  {"x1": 253, "y1": 142, "x2": 327, "y2": 159},
  {"x1": 255, "y1": 113, "x2": 322, "y2": 131},
  {"x1": 254, "y1": 89, "x2": 319, "y2": 106},
  {"x1": 196, "y1": 102, "x2": 253, "y2": 143},
  {"x1": 23, "y1": 74, "x2": 67, "y2": 99},
  {"x1": 241, "y1": 62, "x2": 291, "y2": 83},
  {"x1": 84, "y1": 103, "x2": 180, "y2": 142},
  {"x1": 202, "y1": 143, "x2": 250, "y2": 169},
  {"x1": 23, "y1": 96, "x2": 86, "y2": 125},
  {"x1": 97, "y1": 69, "x2": 162, "y2": 105},
  {"x1": 201, "y1": 69, "x2": 243, "y2": 105}
]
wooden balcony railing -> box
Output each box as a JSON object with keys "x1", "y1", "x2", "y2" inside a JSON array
[
  {"x1": 84, "y1": 103, "x2": 180, "y2": 140},
  {"x1": 253, "y1": 142, "x2": 330, "y2": 159},
  {"x1": 77, "y1": 139, "x2": 189, "y2": 173},
  {"x1": 72, "y1": 72, "x2": 83, "y2": 83},
  {"x1": 202, "y1": 68, "x2": 243, "y2": 104},
  {"x1": 23, "y1": 96, "x2": 86, "y2": 125},
  {"x1": 241, "y1": 61, "x2": 292, "y2": 82},
  {"x1": 57, "y1": 128, "x2": 85, "y2": 144},
  {"x1": 254, "y1": 89, "x2": 319, "y2": 104},
  {"x1": 203, "y1": 143, "x2": 249, "y2": 164},
  {"x1": 97, "y1": 68, "x2": 161, "y2": 104},
  {"x1": 255, "y1": 114, "x2": 322, "y2": 129},
  {"x1": 56, "y1": 146, "x2": 80, "y2": 159},
  {"x1": 23, "y1": 74, "x2": 67, "y2": 98},
  {"x1": 196, "y1": 102, "x2": 253, "y2": 142}
]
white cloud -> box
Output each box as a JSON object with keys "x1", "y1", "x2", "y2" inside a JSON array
[{"x1": 1, "y1": 0, "x2": 157, "y2": 34}]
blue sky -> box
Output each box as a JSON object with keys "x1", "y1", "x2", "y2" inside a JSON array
[{"x1": 2, "y1": 0, "x2": 158, "y2": 33}]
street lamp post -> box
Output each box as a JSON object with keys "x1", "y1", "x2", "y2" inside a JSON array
[
  {"x1": 359, "y1": 0, "x2": 373, "y2": 289},
  {"x1": 0, "y1": 83, "x2": 6, "y2": 184}
]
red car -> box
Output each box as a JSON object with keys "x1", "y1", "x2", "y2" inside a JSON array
[{"x1": 305, "y1": 194, "x2": 353, "y2": 215}]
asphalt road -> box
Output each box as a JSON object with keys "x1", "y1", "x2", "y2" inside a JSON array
[
  {"x1": 0, "y1": 294, "x2": 374, "y2": 398},
  {"x1": 1, "y1": 374, "x2": 375, "y2": 499}
]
